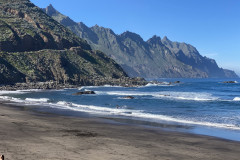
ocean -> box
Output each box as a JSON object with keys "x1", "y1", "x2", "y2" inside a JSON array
[{"x1": 1, "y1": 78, "x2": 240, "y2": 141}]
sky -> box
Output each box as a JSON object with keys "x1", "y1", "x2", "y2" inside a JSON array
[{"x1": 31, "y1": 0, "x2": 240, "y2": 76}]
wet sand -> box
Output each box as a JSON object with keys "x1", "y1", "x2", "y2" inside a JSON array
[{"x1": 0, "y1": 103, "x2": 240, "y2": 160}]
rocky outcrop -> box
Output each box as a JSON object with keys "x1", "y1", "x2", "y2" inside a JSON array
[
  {"x1": 122, "y1": 96, "x2": 135, "y2": 99},
  {"x1": 161, "y1": 36, "x2": 239, "y2": 78},
  {"x1": 0, "y1": 0, "x2": 90, "y2": 52},
  {"x1": 223, "y1": 81, "x2": 237, "y2": 84},
  {"x1": 43, "y1": 4, "x2": 238, "y2": 78},
  {"x1": 72, "y1": 91, "x2": 96, "y2": 95},
  {"x1": 0, "y1": 77, "x2": 148, "y2": 90}
]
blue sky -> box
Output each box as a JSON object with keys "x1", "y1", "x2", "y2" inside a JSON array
[{"x1": 31, "y1": 0, "x2": 240, "y2": 76}]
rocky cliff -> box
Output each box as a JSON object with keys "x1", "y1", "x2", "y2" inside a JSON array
[
  {"x1": 161, "y1": 37, "x2": 238, "y2": 78},
  {"x1": 0, "y1": 0, "x2": 134, "y2": 86},
  {"x1": 0, "y1": 0, "x2": 91, "y2": 52},
  {"x1": 43, "y1": 4, "x2": 238, "y2": 78}
]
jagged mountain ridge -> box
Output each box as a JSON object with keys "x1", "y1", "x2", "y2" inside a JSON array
[
  {"x1": 161, "y1": 37, "x2": 236, "y2": 78},
  {"x1": 43, "y1": 4, "x2": 238, "y2": 78},
  {"x1": 0, "y1": 0, "x2": 129, "y2": 85}
]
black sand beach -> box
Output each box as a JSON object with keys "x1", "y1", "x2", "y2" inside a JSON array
[{"x1": 0, "y1": 103, "x2": 240, "y2": 160}]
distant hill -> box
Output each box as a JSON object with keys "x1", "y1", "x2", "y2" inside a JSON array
[
  {"x1": 43, "y1": 4, "x2": 238, "y2": 78},
  {"x1": 0, "y1": 0, "x2": 129, "y2": 85}
]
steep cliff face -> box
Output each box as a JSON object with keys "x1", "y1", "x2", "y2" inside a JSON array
[
  {"x1": 43, "y1": 4, "x2": 238, "y2": 78},
  {"x1": 161, "y1": 37, "x2": 238, "y2": 78},
  {"x1": 91, "y1": 27, "x2": 207, "y2": 78},
  {"x1": 0, "y1": 0, "x2": 130, "y2": 85},
  {"x1": 0, "y1": 0, "x2": 90, "y2": 52}
]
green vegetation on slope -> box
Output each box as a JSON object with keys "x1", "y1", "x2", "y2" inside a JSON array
[
  {"x1": 0, "y1": 0, "x2": 131, "y2": 85},
  {"x1": 0, "y1": 48, "x2": 128, "y2": 84},
  {"x1": 0, "y1": 0, "x2": 90, "y2": 52}
]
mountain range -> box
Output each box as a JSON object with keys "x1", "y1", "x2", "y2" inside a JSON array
[
  {"x1": 0, "y1": 0, "x2": 130, "y2": 85},
  {"x1": 43, "y1": 4, "x2": 238, "y2": 78}
]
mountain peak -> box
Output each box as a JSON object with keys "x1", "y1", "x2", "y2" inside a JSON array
[
  {"x1": 91, "y1": 24, "x2": 104, "y2": 30},
  {"x1": 162, "y1": 36, "x2": 170, "y2": 42},
  {"x1": 93, "y1": 24, "x2": 99, "y2": 28},
  {"x1": 152, "y1": 35, "x2": 161, "y2": 39},
  {"x1": 45, "y1": 4, "x2": 57, "y2": 15},
  {"x1": 147, "y1": 35, "x2": 162, "y2": 46},
  {"x1": 78, "y1": 22, "x2": 88, "y2": 28},
  {"x1": 120, "y1": 31, "x2": 144, "y2": 42},
  {"x1": 91, "y1": 25, "x2": 115, "y2": 35},
  {"x1": 48, "y1": 4, "x2": 54, "y2": 8}
]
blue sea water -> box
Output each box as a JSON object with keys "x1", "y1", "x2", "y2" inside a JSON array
[{"x1": 1, "y1": 78, "x2": 240, "y2": 141}]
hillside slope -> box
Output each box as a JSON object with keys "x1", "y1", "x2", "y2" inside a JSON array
[{"x1": 0, "y1": 0, "x2": 131, "y2": 85}]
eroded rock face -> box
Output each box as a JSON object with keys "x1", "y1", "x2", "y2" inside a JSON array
[
  {"x1": 0, "y1": 0, "x2": 91, "y2": 52},
  {"x1": 161, "y1": 37, "x2": 238, "y2": 78}
]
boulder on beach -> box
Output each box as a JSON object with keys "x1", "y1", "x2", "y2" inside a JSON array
[{"x1": 72, "y1": 91, "x2": 96, "y2": 95}]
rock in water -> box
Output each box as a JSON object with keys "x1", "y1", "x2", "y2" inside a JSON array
[
  {"x1": 223, "y1": 81, "x2": 237, "y2": 84},
  {"x1": 72, "y1": 91, "x2": 96, "y2": 95},
  {"x1": 122, "y1": 96, "x2": 135, "y2": 99}
]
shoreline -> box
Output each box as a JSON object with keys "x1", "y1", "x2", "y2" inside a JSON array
[
  {"x1": 1, "y1": 87, "x2": 240, "y2": 142},
  {"x1": 0, "y1": 102, "x2": 240, "y2": 159}
]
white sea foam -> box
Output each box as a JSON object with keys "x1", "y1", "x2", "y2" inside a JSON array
[
  {"x1": 96, "y1": 91, "x2": 153, "y2": 96},
  {"x1": 0, "y1": 90, "x2": 26, "y2": 95},
  {"x1": 127, "y1": 112, "x2": 240, "y2": 130},
  {"x1": 0, "y1": 96, "x2": 13, "y2": 100},
  {"x1": 48, "y1": 101, "x2": 240, "y2": 130},
  {"x1": 51, "y1": 101, "x2": 139, "y2": 116},
  {"x1": 18, "y1": 89, "x2": 43, "y2": 92},
  {"x1": 154, "y1": 91, "x2": 218, "y2": 101},
  {"x1": 0, "y1": 92, "x2": 239, "y2": 130},
  {"x1": 96, "y1": 90, "x2": 219, "y2": 101},
  {"x1": 0, "y1": 87, "x2": 239, "y2": 131},
  {"x1": 25, "y1": 98, "x2": 49, "y2": 102},
  {"x1": 0, "y1": 95, "x2": 25, "y2": 103},
  {"x1": 145, "y1": 82, "x2": 171, "y2": 86},
  {"x1": 78, "y1": 85, "x2": 121, "y2": 90},
  {"x1": 233, "y1": 97, "x2": 240, "y2": 101},
  {"x1": 0, "y1": 95, "x2": 49, "y2": 104},
  {"x1": 117, "y1": 97, "x2": 137, "y2": 100},
  {"x1": 103, "y1": 84, "x2": 121, "y2": 87}
]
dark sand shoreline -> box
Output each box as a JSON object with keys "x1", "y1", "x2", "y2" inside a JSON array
[{"x1": 1, "y1": 103, "x2": 240, "y2": 160}]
